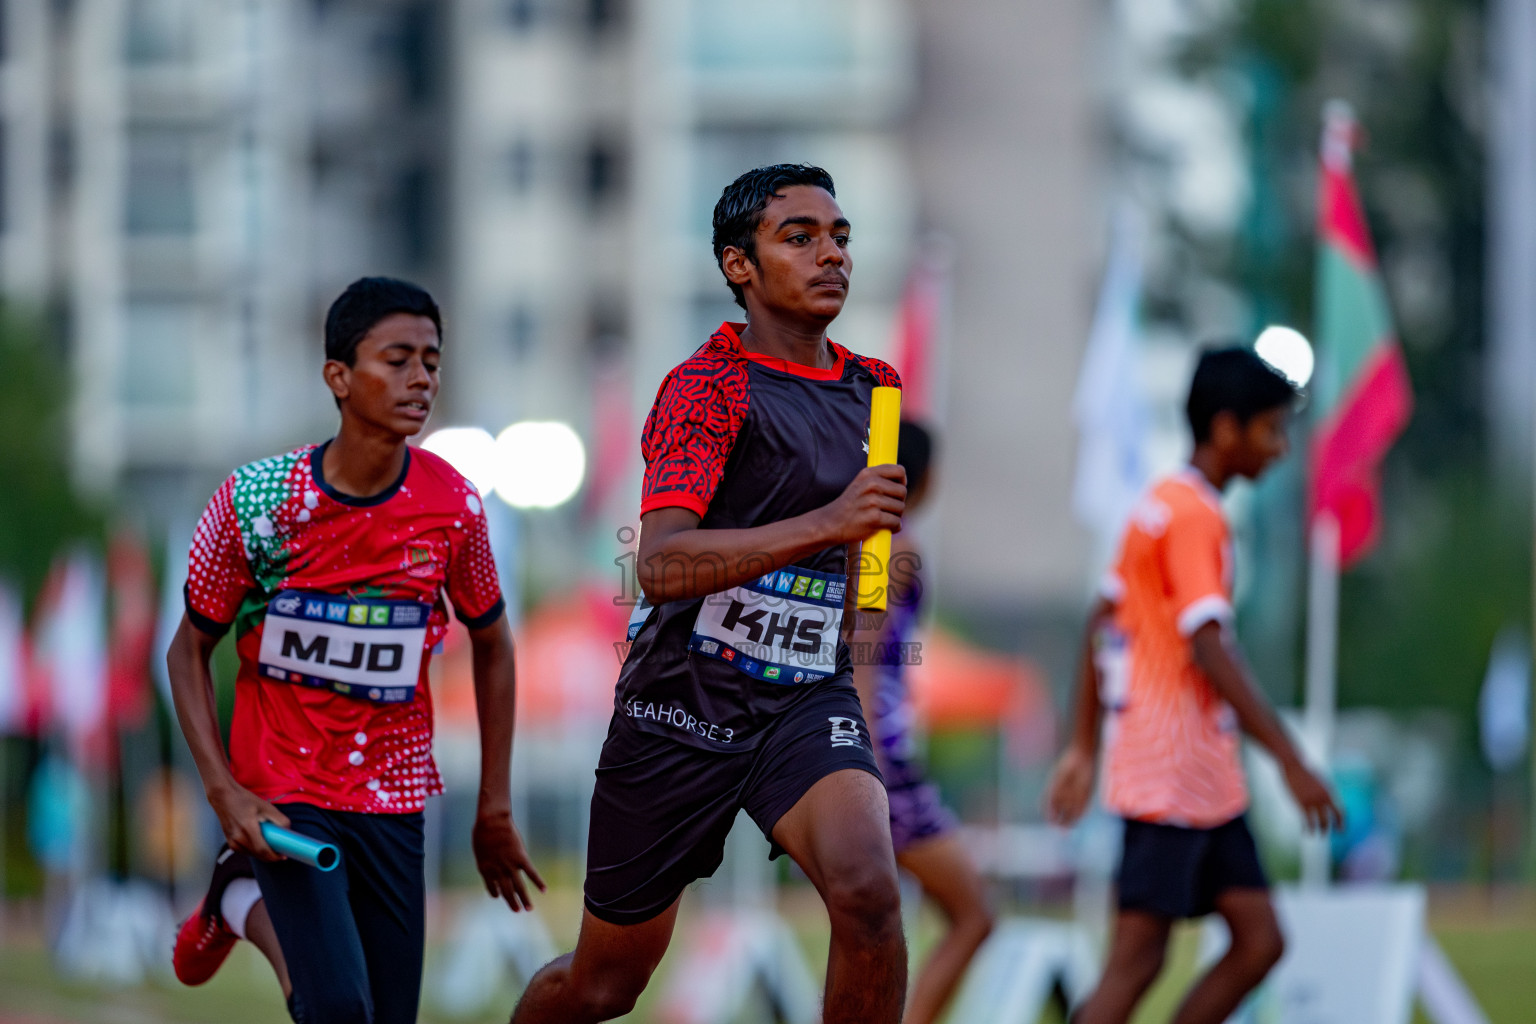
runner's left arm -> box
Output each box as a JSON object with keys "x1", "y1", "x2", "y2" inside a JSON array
[{"x1": 466, "y1": 612, "x2": 546, "y2": 912}]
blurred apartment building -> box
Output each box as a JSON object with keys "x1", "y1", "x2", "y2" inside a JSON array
[
  {"x1": 0, "y1": 0, "x2": 452, "y2": 520},
  {"x1": 447, "y1": 0, "x2": 918, "y2": 462},
  {"x1": 0, "y1": 0, "x2": 1101, "y2": 638}
]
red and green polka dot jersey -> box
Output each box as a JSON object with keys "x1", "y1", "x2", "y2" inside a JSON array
[{"x1": 185, "y1": 442, "x2": 505, "y2": 814}]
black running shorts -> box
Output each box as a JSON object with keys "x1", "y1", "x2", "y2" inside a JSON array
[
  {"x1": 1117, "y1": 814, "x2": 1268, "y2": 919},
  {"x1": 584, "y1": 677, "x2": 880, "y2": 925},
  {"x1": 250, "y1": 805, "x2": 425, "y2": 1024}
]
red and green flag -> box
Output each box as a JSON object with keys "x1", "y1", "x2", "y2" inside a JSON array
[{"x1": 1310, "y1": 103, "x2": 1414, "y2": 567}]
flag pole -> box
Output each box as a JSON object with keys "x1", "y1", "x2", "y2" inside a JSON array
[{"x1": 1301, "y1": 513, "x2": 1340, "y2": 887}]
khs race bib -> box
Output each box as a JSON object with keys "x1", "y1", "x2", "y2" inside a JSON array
[
  {"x1": 257, "y1": 590, "x2": 430, "y2": 703},
  {"x1": 689, "y1": 566, "x2": 845, "y2": 685}
]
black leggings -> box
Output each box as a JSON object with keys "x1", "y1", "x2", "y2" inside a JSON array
[{"x1": 251, "y1": 804, "x2": 425, "y2": 1024}]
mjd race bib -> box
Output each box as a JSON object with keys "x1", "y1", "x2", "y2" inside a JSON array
[
  {"x1": 689, "y1": 566, "x2": 845, "y2": 685},
  {"x1": 257, "y1": 590, "x2": 430, "y2": 703}
]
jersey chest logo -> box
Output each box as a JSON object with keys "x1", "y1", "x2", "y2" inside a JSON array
[{"x1": 403, "y1": 539, "x2": 439, "y2": 579}]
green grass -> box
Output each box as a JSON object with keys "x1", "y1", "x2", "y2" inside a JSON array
[
  {"x1": 2, "y1": 893, "x2": 1534, "y2": 1023},
  {"x1": 1422, "y1": 922, "x2": 1536, "y2": 1024}
]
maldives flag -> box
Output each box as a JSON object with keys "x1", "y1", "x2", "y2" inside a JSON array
[{"x1": 1311, "y1": 102, "x2": 1413, "y2": 567}]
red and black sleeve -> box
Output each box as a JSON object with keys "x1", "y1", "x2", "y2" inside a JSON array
[
  {"x1": 846, "y1": 351, "x2": 902, "y2": 391},
  {"x1": 639, "y1": 359, "x2": 750, "y2": 518}
]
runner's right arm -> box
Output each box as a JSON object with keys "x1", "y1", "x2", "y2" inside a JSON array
[
  {"x1": 1045, "y1": 597, "x2": 1114, "y2": 826},
  {"x1": 637, "y1": 463, "x2": 905, "y2": 605},
  {"x1": 166, "y1": 614, "x2": 289, "y2": 860}
]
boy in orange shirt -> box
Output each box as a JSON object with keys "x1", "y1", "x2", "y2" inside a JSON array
[{"x1": 1047, "y1": 347, "x2": 1342, "y2": 1024}]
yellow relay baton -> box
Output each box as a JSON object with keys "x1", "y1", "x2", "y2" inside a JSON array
[{"x1": 857, "y1": 386, "x2": 901, "y2": 611}]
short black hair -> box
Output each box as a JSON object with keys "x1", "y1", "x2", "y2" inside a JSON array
[
  {"x1": 897, "y1": 420, "x2": 935, "y2": 495},
  {"x1": 324, "y1": 277, "x2": 441, "y2": 366},
  {"x1": 1186, "y1": 345, "x2": 1299, "y2": 443},
  {"x1": 712, "y1": 164, "x2": 837, "y2": 310}
]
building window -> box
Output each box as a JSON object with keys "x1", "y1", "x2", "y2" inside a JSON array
[
  {"x1": 398, "y1": 165, "x2": 435, "y2": 266},
  {"x1": 394, "y1": 3, "x2": 437, "y2": 105},
  {"x1": 508, "y1": 306, "x2": 537, "y2": 359},
  {"x1": 503, "y1": 0, "x2": 541, "y2": 33},
  {"x1": 581, "y1": 137, "x2": 624, "y2": 210},
  {"x1": 126, "y1": 130, "x2": 195, "y2": 235},
  {"x1": 586, "y1": 297, "x2": 626, "y2": 359},
  {"x1": 123, "y1": 300, "x2": 195, "y2": 407},
  {"x1": 584, "y1": 0, "x2": 625, "y2": 39},
  {"x1": 50, "y1": 125, "x2": 72, "y2": 194},
  {"x1": 125, "y1": 0, "x2": 195, "y2": 65},
  {"x1": 508, "y1": 139, "x2": 535, "y2": 194}
]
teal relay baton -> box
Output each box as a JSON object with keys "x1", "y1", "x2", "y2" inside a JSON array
[{"x1": 261, "y1": 823, "x2": 340, "y2": 872}]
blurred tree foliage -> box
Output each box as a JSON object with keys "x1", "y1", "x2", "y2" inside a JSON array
[
  {"x1": 1182, "y1": 0, "x2": 1524, "y2": 717},
  {"x1": 0, "y1": 310, "x2": 103, "y2": 604}
]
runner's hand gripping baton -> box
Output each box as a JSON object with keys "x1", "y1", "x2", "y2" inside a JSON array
[
  {"x1": 856, "y1": 386, "x2": 902, "y2": 612},
  {"x1": 261, "y1": 822, "x2": 340, "y2": 872}
]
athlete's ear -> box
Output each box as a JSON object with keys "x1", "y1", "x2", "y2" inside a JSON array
[
  {"x1": 1209, "y1": 409, "x2": 1241, "y2": 453},
  {"x1": 322, "y1": 359, "x2": 352, "y2": 403},
  {"x1": 721, "y1": 245, "x2": 757, "y2": 290}
]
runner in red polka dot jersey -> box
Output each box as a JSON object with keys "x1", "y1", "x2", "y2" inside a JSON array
[
  {"x1": 185, "y1": 441, "x2": 501, "y2": 814},
  {"x1": 168, "y1": 278, "x2": 544, "y2": 1024}
]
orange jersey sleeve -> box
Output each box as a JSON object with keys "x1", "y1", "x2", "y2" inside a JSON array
[{"x1": 1162, "y1": 494, "x2": 1233, "y2": 637}]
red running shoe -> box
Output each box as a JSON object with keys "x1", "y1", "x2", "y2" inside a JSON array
[
  {"x1": 172, "y1": 845, "x2": 253, "y2": 985},
  {"x1": 172, "y1": 897, "x2": 237, "y2": 985}
]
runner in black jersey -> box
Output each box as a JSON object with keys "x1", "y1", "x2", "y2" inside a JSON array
[{"x1": 511, "y1": 165, "x2": 909, "y2": 1023}]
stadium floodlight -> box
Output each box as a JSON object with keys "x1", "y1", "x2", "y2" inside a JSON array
[
  {"x1": 493, "y1": 420, "x2": 586, "y2": 509},
  {"x1": 1255, "y1": 325, "x2": 1315, "y2": 389},
  {"x1": 420, "y1": 426, "x2": 498, "y2": 497}
]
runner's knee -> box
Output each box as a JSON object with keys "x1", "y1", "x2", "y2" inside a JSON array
[
  {"x1": 1106, "y1": 928, "x2": 1167, "y2": 990},
  {"x1": 961, "y1": 903, "x2": 997, "y2": 946},
  {"x1": 1233, "y1": 918, "x2": 1285, "y2": 976},
  {"x1": 824, "y1": 860, "x2": 902, "y2": 937},
  {"x1": 574, "y1": 975, "x2": 647, "y2": 1020},
  {"x1": 1124, "y1": 945, "x2": 1166, "y2": 991}
]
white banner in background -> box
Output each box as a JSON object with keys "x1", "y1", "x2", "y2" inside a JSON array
[{"x1": 1204, "y1": 884, "x2": 1428, "y2": 1024}]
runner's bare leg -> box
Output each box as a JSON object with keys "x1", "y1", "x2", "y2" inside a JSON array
[
  {"x1": 897, "y1": 833, "x2": 995, "y2": 1024},
  {"x1": 1168, "y1": 888, "x2": 1283, "y2": 1024},
  {"x1": 772, "y1": 768, "x2": 906, "y2": 1024},
  {"x1": 510, "y1": 901, "x2": 679, "y2": 1023},
  {"x1": 1070, "y1": 909, "x2": 1172, "y2": 1024},
  {"x1": 244, "y1": 900, "x2": 294, "y2": 999}
]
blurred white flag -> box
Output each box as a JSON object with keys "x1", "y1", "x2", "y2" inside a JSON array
[
  {"x1": 1479, "y1": 625, "x2": 1530, "y2": 773},
  {"x1": 1072, "y1": 203, "x2": 1150, "y2": 551},
  {"x1": 153, "y1": 520, "x2": 194, "y2": 703},
  {"x1": 37, "y1": 550, "x2": 109, "y2": 746}
]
